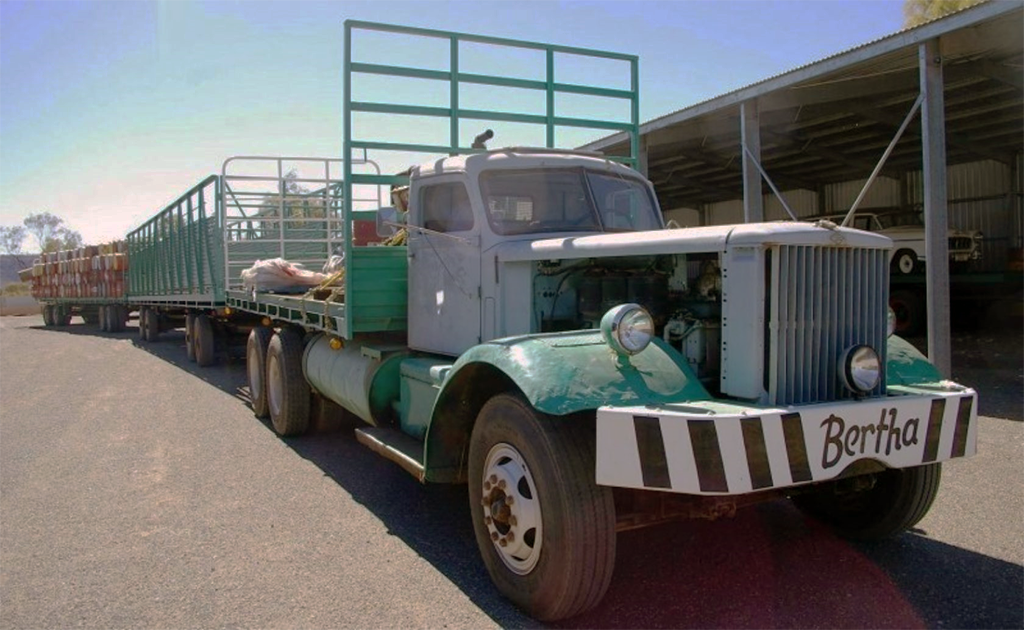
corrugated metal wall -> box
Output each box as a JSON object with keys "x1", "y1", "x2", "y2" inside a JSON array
[
  {"x1": 907, "y1": 160, "x2": 1012, "y2": 271},
  {"x1": 675, "y1": 156, "x2": 1022, "y2": 272}
]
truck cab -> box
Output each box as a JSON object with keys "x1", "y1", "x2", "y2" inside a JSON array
[{"x1": 405, "y1": 149, "x2": 662, "y2": 356}]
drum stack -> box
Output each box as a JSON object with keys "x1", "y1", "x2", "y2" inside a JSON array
[{"x1": 29, "y1": 241, "x2": 128, "y2": 300}]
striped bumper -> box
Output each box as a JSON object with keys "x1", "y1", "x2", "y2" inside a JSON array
[{"x1": 595, "y1": 387, "x2": 977, "y2": 496}]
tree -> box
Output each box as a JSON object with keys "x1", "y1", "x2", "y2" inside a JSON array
[
  {"x1": 0, "y1": 225, "x2": 26, "y2": 254},
  {"x1": 0, "y1": 225, "x2": 31, "y2": 268},
  {"x1": 903, "y1": 0, "x2": 980, "y2": 27},
  {"x1": 23, "y1": 212, "x2": 83, "y2": 253}
]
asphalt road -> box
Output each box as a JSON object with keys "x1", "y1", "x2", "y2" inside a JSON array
[{"x1": 1, "y1": 314, "x2": 1021, "y2": 629}]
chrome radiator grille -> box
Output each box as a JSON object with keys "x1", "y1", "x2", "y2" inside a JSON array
[{"x1": 767, "y1": 245, "x2": 888, "y2": 406}]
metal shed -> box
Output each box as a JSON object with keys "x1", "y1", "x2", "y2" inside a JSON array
[{"x1": 583, "y1": 0, "x2": 1023, "y2": 376}]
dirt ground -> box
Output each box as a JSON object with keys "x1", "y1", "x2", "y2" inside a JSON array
[{"x1": 906, "y1": 324, "x2": 1023, "y2": 421}]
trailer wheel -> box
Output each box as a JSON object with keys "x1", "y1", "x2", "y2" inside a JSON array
[
  {"x1": 794, "y1": 463, "x2": 942, "y2": 541},
  {"x1": 193, "y1": 313, "x2": 216, "y2": 367},
  {"x1": 143, "y1": 309, "x2": 160, "y2": 342},
  {"x1": 112, "y1": 306, "x2": 127, "y2": 333},
  {"x1": 138, "y1": 307, "x2": 148, "y2": 340},
  {"x1": 185, "y1": 312, "x2": 196, "y2": 362},
  {"x1": 468, "y1": 394, "x2": 615, "y2": 621},
  {"x1": 246, "y1": 326, "x2": 274, "y2": 419},
  {"x1": 42, "y1": 305, "x2": 54, "y2": 327},
  {"x1": 57, "y1": 307, "x2": 72, "y2": 327},
  {"x1": 266, "y1": 328, "x2": 310, "y2": 437},
  {"x1": 892, "y1": 249, "x2": 918, "y2": 275}
]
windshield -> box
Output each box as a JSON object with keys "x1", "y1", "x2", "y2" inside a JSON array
[
  {"x1": 479, "y1": 168, "x2": 661, "y2": 235},
  {"x1": 877, "y1": 211, "x2": 924, "y2": 229}
]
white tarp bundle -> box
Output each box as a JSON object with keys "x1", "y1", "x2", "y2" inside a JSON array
[{"x1": 240, "y1": 258, "x2": 327, "y2": 292}]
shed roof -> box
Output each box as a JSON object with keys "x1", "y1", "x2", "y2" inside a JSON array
[{"x1": 582, "y1": 1, "x2": 1023, "y2": 210}]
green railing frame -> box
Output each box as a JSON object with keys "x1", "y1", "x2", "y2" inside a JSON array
[
  {"x1": 342, "y1": 19, "x2": 640, "y2": 337},
  {"x1": 126, "y1": 175, "x2": 223, "y2": 303}
]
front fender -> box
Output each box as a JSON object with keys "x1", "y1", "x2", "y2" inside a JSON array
[
  {"x1": 887, "y1": 335, "x2": 942, "y2": 386},
  {"x1": 445, "y1": 330, "x2": 709, "y2": 415},
  {"x1": 421, "y1": 330, "x2": 708, "y2": 483}
]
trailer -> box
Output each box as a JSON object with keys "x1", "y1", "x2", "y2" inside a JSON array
[
  {"x1": 30, "y1": 242, "x2": 131, "y2": 332},
  {"x1": 39, "y1": 21, "x2": 979, "y2": 622}
]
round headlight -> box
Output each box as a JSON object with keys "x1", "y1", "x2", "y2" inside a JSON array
[
  {"x1": 887, "y1": 306, "x2": 896, "y2": 337},
  {"x1": 600, "y1": 303, "x2": 654, "y2": 356},
  {"x1": 839, "y1": 345, "x2": 881, "y2": 393}
]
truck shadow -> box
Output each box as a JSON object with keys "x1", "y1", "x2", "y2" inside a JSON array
[{"x1": 42, "y1": 317, "x2": 1021, "y2": 628}]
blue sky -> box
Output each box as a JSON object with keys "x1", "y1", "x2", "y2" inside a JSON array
[{"x1": 0, "y1": 0, "x2": 906, "y2": 248}]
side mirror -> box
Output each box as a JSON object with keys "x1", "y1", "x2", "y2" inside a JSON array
[{"x1": 375, "y1": 206, "x2": 403, "y2": 238}]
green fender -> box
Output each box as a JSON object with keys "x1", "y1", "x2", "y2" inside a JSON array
[
  {"x1": 422, "y1": 330, "x2": 709, "y2": 483},
  {"x1": 886, "y1": 335, "x2": 942, "y2": 386}
]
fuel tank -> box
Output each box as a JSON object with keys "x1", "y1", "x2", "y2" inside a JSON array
[{"x1": 302, "y1": 334, "x2": 407, "y2": 425}]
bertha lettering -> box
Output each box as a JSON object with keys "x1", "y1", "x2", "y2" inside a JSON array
[{"x1": 821, "y1": 409, "x2": 921, "y2": 469}]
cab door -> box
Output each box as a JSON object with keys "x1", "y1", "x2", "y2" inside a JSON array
[{"x1": 407, "y1": 178, "x2": 482, "y2": 356}]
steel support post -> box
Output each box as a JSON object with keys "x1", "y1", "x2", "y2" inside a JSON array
[
  {"x1": 1013, "y1": 151, "x2": 1023, "y2": 251},
  {"x1": 741, "y1": 100, "x2": 763, "y2": 223},
  {"x1": 638, "y1": 134, "x2": 649, "y2": 179},
  {"x1": 920, "y1": 39, "x2": 952, "y2": 377}
]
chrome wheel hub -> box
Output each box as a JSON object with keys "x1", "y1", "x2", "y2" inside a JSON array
[{"x1": 481, "y1": 443, "x2": 542, "y2": 575}]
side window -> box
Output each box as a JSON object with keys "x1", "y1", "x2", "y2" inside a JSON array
[{"x1": 420, "y1": 183, "x2": 475, "y2": 233}]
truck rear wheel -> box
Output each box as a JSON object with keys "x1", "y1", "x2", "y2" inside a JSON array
[
  {"x1": 42, "y1": 305, "x2": 54, "y2": 327},
  {"x1": 99, "y1": 306, "x2": 109, "y2": 332},
  {"x1": 193, "y1": 313, "x2": 216, "y2": 367},
  {"x1": 794, "y1": 463, "x2": 942, "y2": 541},
  {"x1": 468, "y1": 394, "x2": 615, "y2": 621},
  {"x1": 266, "y1": 328, "x2": 310, "y2": 436},
  {"x1": 890, "y1": 289, "x2": 924, "y2": 336},
  {"x1": 246, "y1": 326, "x2": 274, "y2": 418},
  {"x1": 185, "y1": 312, "x2": 196, "y2": 362},
  {"x1": 56, "y1": 307, "x2": 71, "y2": 327}
]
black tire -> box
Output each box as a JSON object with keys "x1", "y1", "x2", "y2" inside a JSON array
[
  {"x1": 138, "y1": 307, "x2": 148, "y2": 340},
  {"x1": 794, "y1": 463, "x2": 942, "y2": 541},
  {"x1": 42, "y1": 305, "x2": 54, "y2": 327},
  {"x1": 56, "y1": 306, "x2": 71, "y2": 327},
  {"x1": 193, "y1": 313, "x2": 216, "y2": 367},
  {"x1": 891, "y1": 249, "x2": 918, "y2": 275},
  {"x1": 100, "y1": 306, "x2": 110, "y2": 332},
  {"x1": 468, "y1": 394, "x2": 615, "y2": 621},
  {"x1": 890, "y1": 289, "x2": 925, "y2": 336},
  {"x1": 185, "y1": 312, "x2": 196, "y2": 362},
  {"x1": 112, "y1": 306, "x2": 126, "y2": 333},
  {"x1": 246, "y1": 326, "x2": 274, "y2": 418},
  {"x1": 266, "y1": 328, "x2": 310, "y2": 436},
  {"x1": 144, "y1": 308, "x2": 160, "y2": 342}
]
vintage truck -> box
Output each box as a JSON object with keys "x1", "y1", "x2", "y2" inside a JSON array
[{"x1": 40, "y1": 20, "x2": 979, "y2": 622}]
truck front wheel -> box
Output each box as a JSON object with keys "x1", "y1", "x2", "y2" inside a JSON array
[
  {"x1": 794, "y1": 463, "x2": 942, "y2": 541},
  {"x1": 468, "y1": 394, "x2": 615, "y2": 621},
  {"x1": 266, "y1": 328, "x2": 309, "y2": 436}
]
